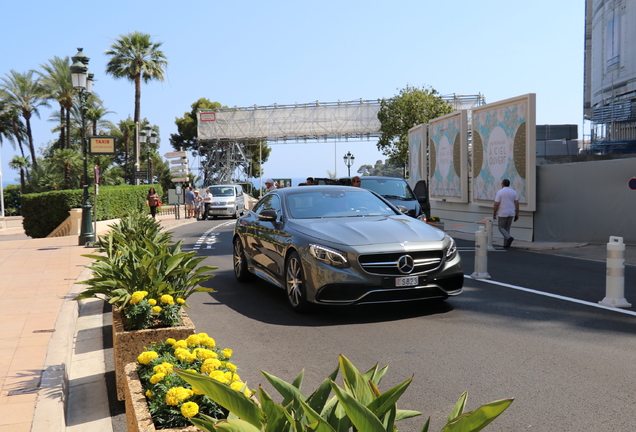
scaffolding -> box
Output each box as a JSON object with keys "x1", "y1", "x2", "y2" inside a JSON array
[{"x1": 196, "y1": 95, "x2": 486, "y2": 184}]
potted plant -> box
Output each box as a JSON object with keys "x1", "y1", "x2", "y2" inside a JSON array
[
  {"x1": 125, "y1": 334, "x2": 252, "y2": 431},
  {"x1": 74, "y1": 214, "x2": 217, "y2": 400}
]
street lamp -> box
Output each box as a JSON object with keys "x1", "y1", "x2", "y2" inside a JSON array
[
  {"x1": 343, "y1": 151, "x2": 355, "y2": 177},
  {"x1": 139, "y1": 125, "x2": 157, "y2": 183},
  {"x1": 70, "y1": 48, "x2": 95, "y2": 246}
]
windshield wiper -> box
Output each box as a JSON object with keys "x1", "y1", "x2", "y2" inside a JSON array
[{"x1": 382, "y1": 194, "x2": 407, "y2": 200}]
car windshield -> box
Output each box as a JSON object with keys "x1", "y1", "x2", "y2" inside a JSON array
[
  {"x1": 286, "y1": 189, "x2": 397, "y2": 219},
  {"x1": 360, "y1": 178, "x2": 415, "y2": 200},
  {"x1": 209, "y1": 186, "x2": 234, "y2": 196}
]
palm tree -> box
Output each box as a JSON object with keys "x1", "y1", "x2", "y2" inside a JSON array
[
  {"x1": 104, "y1": 31, "x2": 168, "y2": 124},
  {"x1": 84, "y1": 94, "x2": 115, "y2": 136},
  {"x1": 8, "y1": 155, "x2": 30, "y2": 193},
  {"x1": 0, "y1": 70, "x2": 49, "y2": 170},
  {"x1": 38, "y1": 56, "x2": 74, "y2": 150},
  {"x1": 50, "y1": 148, "x2": 81, "y2": 189}
]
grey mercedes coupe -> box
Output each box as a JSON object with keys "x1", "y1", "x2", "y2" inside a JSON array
[{"x1": 233, "y1": 186, "x2": 463, "y2": 312}]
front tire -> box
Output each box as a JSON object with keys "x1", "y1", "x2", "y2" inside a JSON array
[
  {"x1": 233, "y1": 237, "x2": 251, "y2": 282},
  {"x1": 285, "y1": 251, "x2": 309, "y2": 312}
]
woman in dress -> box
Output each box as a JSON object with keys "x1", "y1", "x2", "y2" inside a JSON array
[{"x1": 146, "y1": 187, "x2": 160, "y2": 218}]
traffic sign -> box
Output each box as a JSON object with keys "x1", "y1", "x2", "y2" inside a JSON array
[
  {"x1": 170, "y1": 164, "x2": 188, "y2": 171},
  {"x1": 134, "y1": 170, "x2": 148, "y2": 179},
  {"x1": 164, "y1": 151, "x2": 187, "y2": 158},
  {"x1": 170, "y1": 158, "x2": 188, "y2": 164},
  {"x1": 171, "y1": 172, "x2": 189, "y2": 178},
  {"x1": 171, "y1": 177, "x2": 188, "y2": 183}
]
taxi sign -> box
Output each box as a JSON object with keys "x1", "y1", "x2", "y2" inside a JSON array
[{"x1": 164, "y1": 151, "x2": 187, "y2": 158}]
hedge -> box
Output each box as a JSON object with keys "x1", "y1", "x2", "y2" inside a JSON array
[{"x1": 20, "y1": 185, "x2": 163, "y2": 238}]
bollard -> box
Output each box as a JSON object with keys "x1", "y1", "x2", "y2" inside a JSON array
[
  {"x1": 485, "y1": 218, "x2": 495, "y2": 251},
  {"x1": 599, "y1": 236, "x2": 631, "y2": 308},
  {"x1": 471, "y1": 226, "x2": 491, "y2": 279}
]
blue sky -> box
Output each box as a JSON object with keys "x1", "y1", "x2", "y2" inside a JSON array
[{"x1": 1, "y1": 0, "x2": 585, "y2": 187}]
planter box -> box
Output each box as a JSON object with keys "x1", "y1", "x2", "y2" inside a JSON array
[
  {"x1": 124, "y1": 362, "x2": 198, "y2": 432},
  {"x1": 113, "y1": 307, "x2": 196, "y2": 401}
]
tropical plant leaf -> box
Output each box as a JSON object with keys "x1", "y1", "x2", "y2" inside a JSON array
[
  {"x1": 441, "y1": 398, "x2": 514, "y2": 432},
  {"x1": 329, "y1": 381, "x2": 385, "y2": 432},
  {"x1": 448, "y1": 391, "x2": 468, "y2": 423},
  {"x1": 176, "y1": 369, "x2": 264, "y2": 429}
]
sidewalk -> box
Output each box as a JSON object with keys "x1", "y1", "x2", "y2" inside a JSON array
[{"x1": 0, "y1": 214, "x2": 196, "y2": 432}]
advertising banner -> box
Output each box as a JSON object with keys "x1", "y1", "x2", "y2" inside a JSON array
[
  {"x1": 407, "y1": 124, "x2": 426, "y2": 189},
  {"x1": 471, "y1": 94, "x2": 536, "y2": 210},
  {"x1": 428, "y1": 111, "x2": 468, "y2": 202}
]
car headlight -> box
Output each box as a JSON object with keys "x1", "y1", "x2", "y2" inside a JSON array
[
  {"x1": 309, "y1": 244, "x2": 349, "y2": 268},
  {"x1": 226, "y1": 200, "x2": 235, "y2": 205},
  {"x1": 445, "y1": 236, "x2": 457, "y2": 260}
]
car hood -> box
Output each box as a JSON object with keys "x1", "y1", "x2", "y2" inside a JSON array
[{"x1": 288, "y1": 216, "x2": 444, "y2": 246}]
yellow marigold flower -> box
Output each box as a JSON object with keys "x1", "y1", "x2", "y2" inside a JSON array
[
  {"x1": 117, "y1": 250, "x2": 122, "y2": 255},
  {"x1": 225, "y1": 371, "x2": 241, "y2": 382},
  {"x1": 148, "y1": 299, "x2": 157, "y2": 306},
  {"x1": 161, "y1": 294, "x2": 175, "y2": 305},
  {"x1": 197, "y1": 332, "x2": 209, "y2": 338},
  {"x1": 186, "y1": 334, "x2": 202, "y2": 346},
  {"x1": 201, "y1": 337, "x2": 216, "y2": 348},
  {"x1": 177, "y1": 298, "x2": 186, "y2": 305},
  {"x1": 180, "y1": 401, "x2": 199, "y2": 418},
  {"x1": 165, "y1": 338, "x2": 176, "y2": 345},
  {"x1": 185, "y1": 369, "x2": 197, "y2": 374},
  {"x1": 230, "y1": 381, "x2": 246, "y2": 392},
  {"x1": 221, "y1": 348, "x2": 233, "y2": 359},
  {"x1": 209, "y1": 370, "x2": 230, "y2": 384},
  {"x1": 225, "y1": 362, "x2": 237, "y2": 372},
  {"x1": 153, "y1": 363, "x2": 173, "y2": 375},
  {"x1": 130, "y1": 291, "x2": 148, "y2": 305},
  {"x1": 145, "y1": 389, "x2": 153, "y2": 399},
  {"x1": 165, "y1": 387, "x2": 193, "y2": 406},
  {"x1": 150, "y1": 373, "x2": 165, "y2": 384},
  {"x1": 195, "y1": 348, "x2": 217, "y2": 360},
  {"x1": 173, "y1": 340, "x2": 188, "y2": 349},
  {"x1": 174, "y1": 348, "x2": 191, "y2": 361},
  {"x1": 201, "y1": 358, "x2": 222, "y2": 374},
  {"x1": 151, "y1": 306, "x2": 162, "y2": 315},
  {"x1": 137, "y1": 351, "x2": 158, "y2": 365}
]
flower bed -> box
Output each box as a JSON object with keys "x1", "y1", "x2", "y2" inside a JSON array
[
  {"x1": 129, "y1": 334, "x2": 251, "y2": 430},
  {"x1": 113, "y1": 307, "x2": 196, "y2": 401}
]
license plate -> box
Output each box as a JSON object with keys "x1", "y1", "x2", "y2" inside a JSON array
[{"x1": 395, "y1": 276, "x2": 418, "y2": 287}]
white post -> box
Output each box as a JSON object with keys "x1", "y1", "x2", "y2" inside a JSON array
[
  {"x1": 599, "y1": 236, "x2": 631, "y2": 308},
  {"x1": 471, "y1": 226, "x2": 491, "y2": 279},
  {"x1": 485, "y1": 218, "x2": 495, "y2": 251}
]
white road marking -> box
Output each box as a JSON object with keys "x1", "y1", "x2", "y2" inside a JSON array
[{"x1": 465, "y1": 275, "x2": 636, "y2": 316}]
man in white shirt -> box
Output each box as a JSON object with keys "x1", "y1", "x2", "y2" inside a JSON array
[
  {"x1": 200, "y1": 188, "x2": 212, "y2": 220},
  {"x1": 493, "y1": 179, "x2": 519, "y2": 248}
]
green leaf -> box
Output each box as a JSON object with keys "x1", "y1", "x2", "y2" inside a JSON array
[
  {"x1": 338, "y1": 355, "x2": 374, "y2": 406},
  {"x1": 261, "y1": 369, "x2": 307, "y2": 411},
  {"x1": 330, "y1": 381, "x2": 385, "y2": 432},
  {"x1": 448, "y1": 391, "x2": 468, "y2": 423},
  {"x1": 176, "y1": 369, "x2": 264, "y2": 429},
  {"x1": 441, "y1": 398, "x2": 514, "y2": 432},
  {"x1": 298, "y1": 398, "x2": 336, "y2": 432},
  {"x1": 191, "y1": 417, "x2": 263, "y2": 432}
]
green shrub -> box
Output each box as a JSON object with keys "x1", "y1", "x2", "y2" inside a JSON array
[
  {"x1": 20, "y1": 184, "x2": 163, "y2": 238},
  {"x1": 2, "y1": 185, "x2": 21, "y2": 216}
]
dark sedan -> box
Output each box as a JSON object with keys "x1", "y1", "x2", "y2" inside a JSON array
[{"x1": 233, "y1": 186, "x2": 463, "y2": 312}]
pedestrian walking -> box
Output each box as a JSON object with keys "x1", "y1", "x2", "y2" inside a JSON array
[
  {"x1": 146, "y1": 187, "x2": 160, "y2": 219},
  {"x1": 493, "y1": 179, "x2": 519, "y2": 248},
  {"x1": 185, "y1": 187, "x2": 195, "y2": 218}
]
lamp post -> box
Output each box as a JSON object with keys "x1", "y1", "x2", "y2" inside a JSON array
[
  {"x1": 70, "y1": 48, "x2": 95, "y2": 246},
  {"x1": 139, "y1": 125, "x2": 157, "y2": 183},
  {"x1": 343, "y1": 151, "x2": 355, "y2": 177}
]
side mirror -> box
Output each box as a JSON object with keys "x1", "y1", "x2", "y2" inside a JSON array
[
  {"x1": 258, "y1": 209, "x2": 278, "y2": 222},
  {"x1": 397, "y1": 206, "x2": 408, "y2": 214}
]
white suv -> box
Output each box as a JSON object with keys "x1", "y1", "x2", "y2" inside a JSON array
[{"x1": 205, "y1": 184, "x2": 245, "y2": 219}]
